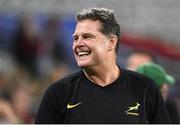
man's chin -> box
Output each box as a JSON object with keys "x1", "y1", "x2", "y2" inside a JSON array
[
  {"x1": 78, "y1": 64, "x2": 88, "y2": 69},
  {"x1": 78, "y1": 63, "x2": 90, "y2": 69}
]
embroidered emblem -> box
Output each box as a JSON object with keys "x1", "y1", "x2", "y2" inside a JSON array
[
  {"x1": 125, "y1": 102, "x2": 140, "y2": 116},
  {"x1": 67, "y1": 102, "x2": 82, "y2": 109}
]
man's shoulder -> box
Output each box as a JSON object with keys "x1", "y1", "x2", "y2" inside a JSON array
[
  {"x1": 50, "y1": 70, "x2": 83, "y2": 88},
  {"x1": 123, "y1": 68, "x2": 156, "y2": 88},
  {"x1": 61, "y1": 70, "x2": 83, "y2": 83},
  {"x1": 123, "y1": 68, "x2": 151, "y2": 80},
  {"x1": 41, "y1": 71, "x2": 83, "y2": 103}
]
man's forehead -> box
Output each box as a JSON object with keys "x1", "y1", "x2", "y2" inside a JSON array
[
  {"x1": 76, "y1": 19, "x2": 101, "y2": 29},
  {"x1": 73, "y1": 22, "x2": 102, "y2": 36}
]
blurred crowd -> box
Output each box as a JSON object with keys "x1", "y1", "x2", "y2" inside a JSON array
[
  {"x1": 0, "y1": 12, "x2": 74, "y2": 123},
  {"x1": 0, "y1": 12, "x2": 179, "y2": 123}
]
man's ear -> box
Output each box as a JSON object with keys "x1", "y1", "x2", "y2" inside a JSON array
[{"x1": 108, "y1": 35, "x2": 118, "y2": 51}]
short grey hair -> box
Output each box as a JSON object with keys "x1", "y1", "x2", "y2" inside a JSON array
[{"x1": 76, "y1": 7, "x2": 120, "y2": 54}]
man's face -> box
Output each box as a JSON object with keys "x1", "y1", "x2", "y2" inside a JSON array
[{"x1": 73, "y1": 19, "x2": 110, "y2": 68}]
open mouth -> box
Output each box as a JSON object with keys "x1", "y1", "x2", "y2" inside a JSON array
[{"x1": 77, "y1": 51, "x2": 91, "y2": 57}]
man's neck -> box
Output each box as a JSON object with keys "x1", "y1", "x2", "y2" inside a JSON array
[{"x1": 83, "y1": 64, "x2": 120, "y2": 87}]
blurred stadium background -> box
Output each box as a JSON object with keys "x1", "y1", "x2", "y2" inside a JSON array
[{"x1": 0, "y1": 0, "x2": 180, "y2": 123}]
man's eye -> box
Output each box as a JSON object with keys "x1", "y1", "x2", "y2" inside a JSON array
[
  {"x1": 73, "y1": 37, "x2": 78, "y2": 42},
  {"x1": 84, "y1": 36, "x2": 92, "y2": 39}
]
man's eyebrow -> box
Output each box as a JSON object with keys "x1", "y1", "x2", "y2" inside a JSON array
[
  {"x1": 83, "y1": 33, "x2": 95, "y2": 37},
  {"x1": 72, "y1": 33, "x2": 94, "y2": 37},
  {"x1": 83, "y1": 33, "x2": 92, "y2": 35},
  {"x1": 72, "y1": 34, "x2": 77, "y2": 38}
]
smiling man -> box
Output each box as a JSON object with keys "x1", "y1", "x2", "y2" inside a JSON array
[{"x1": 35, "y1": 7, "x2": 170, "y2": 123}]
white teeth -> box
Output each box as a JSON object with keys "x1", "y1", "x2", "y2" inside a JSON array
[{"x1": 78, "y1": 51, "x2": 90, "y2": 56}]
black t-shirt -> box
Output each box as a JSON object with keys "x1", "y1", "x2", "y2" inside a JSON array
[
  {"x1": 166, "y1": 98, "x2": 179, "y2": 123},
  {"x1": 35, "y1": 68, "x2": 170, "y2": 123}
]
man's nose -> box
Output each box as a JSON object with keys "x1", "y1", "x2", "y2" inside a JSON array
[{"x1": 76, "y1": 37, "x2": 85, "y2": 46}]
